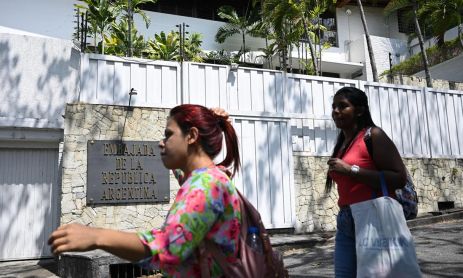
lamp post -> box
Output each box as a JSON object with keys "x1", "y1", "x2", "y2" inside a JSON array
[
  {"x1": 176, "y1": 23, "x2": 189, "y2": 103},
  {"x1": 176, "y1": 23, "x2": 189, "y2": 62},
  {"x1": 128, "y1": 88, "x2": 137, "y2": 111},
  {"x1": 128, "y1": 0, "x2": 133, "y2": 57}
]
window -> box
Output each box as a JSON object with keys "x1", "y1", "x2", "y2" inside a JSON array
[
  {"x1": 397, "y1": 8, "x2": 415, "y2": 34},
  {"x1": 309, "y1": 8, "x2": 338, "y2": 47}
]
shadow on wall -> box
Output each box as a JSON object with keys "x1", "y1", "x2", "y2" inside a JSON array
[
  {"x1": 0, "y1": 33, "x2": 79, "y2": 128},
  {"x1": 0, "y1": 32, "x2": 129, "y2": 260}
]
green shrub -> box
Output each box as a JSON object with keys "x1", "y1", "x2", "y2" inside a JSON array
[{"x1": 382, "y1": 37, "x2": 463, "y2": 76}]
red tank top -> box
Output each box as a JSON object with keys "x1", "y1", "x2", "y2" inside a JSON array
[{"x1": 329, "y1": 128, "x2": 379, "y2": 206}]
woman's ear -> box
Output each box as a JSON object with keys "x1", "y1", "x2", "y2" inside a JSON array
[{"x1": 187, "y1": 127, "x2": 199, "y2": 145}]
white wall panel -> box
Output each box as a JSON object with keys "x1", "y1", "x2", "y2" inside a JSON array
[
  {"x1": 263, "y1": 71, "x2": 277, "y2": 112},
  {"x1": 437, "y1": 93, "x2": 451, "y2": 155},
  {"x1": 114, "y1": 61, "x2": 131, "y2": 104},
  {"x1": 233, "y1": 116, "x2": 294, "y2": 228},
  {"x1": 205, "y1": 66, "x2": 220, "y2": 108},
  {"x1": 80, "y1": 54, "x2": 179, "y2": 108},
  {"x1": 454, "y1": 94, "x2": 463, "y2": 156},
  {"x1": 251, "y1": 71, "x2": 265, "y2": 111},
  {"x1": 445, "y1": 93, "x2": 459, "y2": 156},
  {"x1": 416, "y1": 90, "x2": 431, "y2": 156},
  {"x1": 399, "y1": 89, "x2": 413, "y2": 155},
  {"x1": 0, "y1": 148, "x2": 59, "y2": 260},
  {"x1": 237, "y1": 69, "x2": 252, "y2": 111}
]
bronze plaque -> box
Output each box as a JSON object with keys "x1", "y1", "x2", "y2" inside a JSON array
[{"x1": 87, "y1": 140, "x2": 170, "y2": 205}]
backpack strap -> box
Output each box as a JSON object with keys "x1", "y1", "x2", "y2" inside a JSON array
[
  {"x1": 198, "y1": 240, "x2": 232, "y2": 278},
  {"x1": 364, "y1": 126, "x2": 373, "y2": 157},
  {"x1": 198, "y1": 190, "x2": 249, "y2": 278},
  {"x1": 198, "y1": 241, "x2": 211, "y2": 278}
]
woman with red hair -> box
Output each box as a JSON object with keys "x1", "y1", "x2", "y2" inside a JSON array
[{"x1": 49, "y1": 104, "x2": 241, "y2": 277}]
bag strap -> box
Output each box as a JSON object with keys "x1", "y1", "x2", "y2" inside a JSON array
[
  {"x1": 364, "y1": 126, "x2": 373, "y2": 157},
  {"x1": 198, "y1": 241, "x2": 211, "y2": 278},
  {"x1": 379, "y1": 172, "x2": 389, "y2": 197},
  {"x1": 198, "y1": 190, "x2": 248, "y2": 278}
]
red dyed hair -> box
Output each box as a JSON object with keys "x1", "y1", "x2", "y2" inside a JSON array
[{"x1": 169, "y1": 104, "x2": 241, "y2": 177}]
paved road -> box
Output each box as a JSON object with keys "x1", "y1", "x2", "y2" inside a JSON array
[{"x1": 283, "y1": 219, "x2": 463, "y2": 277}]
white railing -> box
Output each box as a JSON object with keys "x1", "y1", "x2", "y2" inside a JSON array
[
  {"x1": 78, "y1": 54, "x2": 463, "y2": 229},
  {"x1": 80, "y1": 54, "x2": 463, "y2": 159}
]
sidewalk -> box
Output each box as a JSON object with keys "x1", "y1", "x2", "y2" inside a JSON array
[
  {"x1": 1, "y1": 210, "x2": 462, "y2": 278},
  {"x1": 270, "y1": 209, "x2": 463, "y2": 249}
]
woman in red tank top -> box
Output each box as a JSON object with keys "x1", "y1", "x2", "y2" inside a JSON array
[{"x1": 326, "y1": 87, "x2": 407, "y2": 278}]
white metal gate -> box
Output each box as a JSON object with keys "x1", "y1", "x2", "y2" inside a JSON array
[
  {"x1": 0, "y1": 147, "x2": 60, "y2": 260},
  {"x1": 232, "y1": 116, "x2": 295, "y2": 228}
]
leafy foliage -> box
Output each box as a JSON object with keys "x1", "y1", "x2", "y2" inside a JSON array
[
  {"x1": 417, "y1": 0, "x2": 463, "y2": 47},
  {"x1": 104, "y1": 18, "x2": 147, "y2": 57},
  {"x1": 382, "y1": 37, "x2": 463, "y2": 76},
  {"x1": 75, "y1": 0, "x2": 157, "y2": 56},
  {"x1": 146, "y1": 31, "x2": 204, "y2": 62},
  {"x1": 147, "y1": 31, "x2": 180, "y2": 61},
  {"x1": 114, "y1": 0, "x2": 156, "y2": 29},
  {"x1": 215, "y1": 5, "x2": 261, "y2": 62},
  {"x1": 203, "y1": 50, "x2": 241, "y2": 65},
  {"x1": 76, "y1": 0, "x2": 116, "y2": 54}
]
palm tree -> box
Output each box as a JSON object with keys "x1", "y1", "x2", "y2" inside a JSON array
[
  {"x1": 76, "y1": 0, "x2": 116, "y2": 54},
  {"x1": 147, "y1": 31, "x2": 180, "y2": 61},
  {"x1": 184, "y1": 33, "x2": 204, "y2": 62},
  {"x1": 105, "y1": 18, "x2": 147, "y2": 57},
  {"x1": 357, "y1": 0, "x2": 379, "y2": 82},
  {"x1": 114, "y1": 0, "x2": 157, "y2": 56},
  {"x1": 258, "y1": 43, "x2": 278, "y2": 69},
  {"x1": 417, "y1": 0, "x2": 463, "y2": 48},
  {"x1": 262, "y1": 0, "x2": 320, "y2": 74},
  {"x1": 215, "y1": 5, "x2": 261, "y2": 63},
  {"x1": 385, "y1": 0, "x2": 432, "y2": 88}
]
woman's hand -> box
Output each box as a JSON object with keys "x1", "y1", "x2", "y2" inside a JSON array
[
  {"x1": 327, "y1": 158, "x2": 351, "y2": 175},
  {"x1": 48, "y1": 223, "x2": 100, "y2": 255},
  {"x1": 210, "y1": 107, "x2": 231, "y2": 123},
  {"x1": 48, "y1": 223, "x2": 148, "y2": 261}
]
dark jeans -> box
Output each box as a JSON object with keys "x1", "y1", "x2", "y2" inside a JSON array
[{"x1": 334, "y1": 207, "x2": 356, "y2": 278}]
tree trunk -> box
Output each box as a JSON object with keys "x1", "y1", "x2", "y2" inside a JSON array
[
  {"x1": 101, "y1": 32, "x2": 105, "y2": 55},
  {"x1": 458, "y1": 23, "x2": 463, "y2": 48},
  {"x1": 301, "y1": 17, "x2": 319, "y2": 75},
  {"x1": 357, "y1": 0, "x2": 378, "y2": 82},
  {"x1": 412, "y1": 1, "x2": 432, "y2": 88},
  {"x1": 265, "y1": 38, "x2": 272, "y2": 69},
  {"x1": 242, "y1": 32, "x2": 246, "y2": 63}
]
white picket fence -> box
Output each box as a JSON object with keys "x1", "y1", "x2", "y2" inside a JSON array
[{"x1": 79, "y1": 53, "x2": 463, "y2": 228}]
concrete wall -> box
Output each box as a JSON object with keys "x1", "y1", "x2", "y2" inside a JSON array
[
  {"x1": 360, "y1": 35, "x2": 409, "y2": 81},
  {"x1": 293, "y1": 154, "x2": 463, "y2": 233},
  {"x1": 61, "y1": 104, "x2": 177, "y2": 231},
  {"x1": 0, "y1": 30, "x2": 80, "y2": 129}
]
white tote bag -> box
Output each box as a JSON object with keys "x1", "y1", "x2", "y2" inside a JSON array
[{"x1": 350, "y1": 173, "x2": 422, "y2": 278}]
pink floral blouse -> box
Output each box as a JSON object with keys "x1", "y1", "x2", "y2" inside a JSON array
[{"x1": 138, "y1": 166, "x2": 241, "y2": 277}]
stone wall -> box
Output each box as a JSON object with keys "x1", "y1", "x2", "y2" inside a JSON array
[
  {"x1": 62, "y1": 103, "x2": 463, "y2": 234},
  {"x1": 61, "y1": 104, "x2": 178, "y2": 231},
  {"x1": 293, "y1": 154, "x2": 463, "y2": 233},
  {"x1": 379, "y1": 75, "x2": 463, "y2": 90}
]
